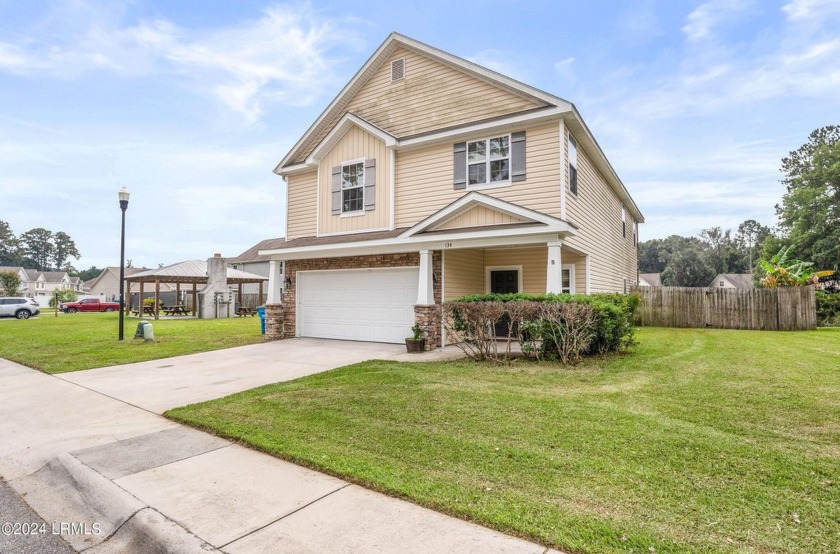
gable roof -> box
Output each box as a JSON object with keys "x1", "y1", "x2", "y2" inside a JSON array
[
  {"x1": 126, "y1": 260, "x2": 268, "y2": 284},
  {"x1": 400, "y1": 192, "x2": 576, "y2": 238},
  {"x1": 40, "y1": 271, "x2": 69, "y2": 283},
  {"x1": 712, "y1": 273, "x2": 755, "y2": 289},
  {"x1": 275, "y1": 32, "x2": 643, "y2": 223},
  {"x1": 230, "y1": 238, "x2": 288, "y2": 264},
  {"x1": 85, "y1": 267, "x2": 149, "y2": 290},
  {"x1": 639, "y1": 273, "x2": 661, "y2": 286}
]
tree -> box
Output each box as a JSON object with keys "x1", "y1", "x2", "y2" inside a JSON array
[
  {"x1": 49, "y1": 289, "x2": 77, "y2": 307},
  {"x1": 699, "y1": 226, "x2": 735, "y2": 275},
  {"x1": 0, "y1": 270, "x2": 20, "y2": 296},
  {"x1": 52, "y1": 231, "x2": 81, "y2": 271},
  {"x1": 661, "y1": 248, "x2": 716, "y2": 287},
  {"x1": 776, "y1": 125, "x2": 840, "y2": 270},
  {"x1": 638, "y1": 239, "x2": 666, "y2": 273},
  {"x1": 76, "y1": 266, "x2": 103, "y2": 281},
  {"x1": 735, "y1": 220, "x2": 771, "y2": 275},
  {"x1": 0, "y1": 220, "x2": 21, "y2": 266},
  {"x1": 19, "y1": 228, "x2": 54, "y2": 271}
]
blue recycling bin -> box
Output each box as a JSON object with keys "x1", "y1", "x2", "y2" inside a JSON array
[{"x1": 256, "y1": 306, "x2": 266, "y2": 335}]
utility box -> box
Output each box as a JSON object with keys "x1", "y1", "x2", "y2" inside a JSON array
[{"x1": 134, "y1": 320, "x2": 154, "y2": 342}]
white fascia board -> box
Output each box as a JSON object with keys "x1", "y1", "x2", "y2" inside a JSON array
[
  {"x1": 565, "y1": 106, "x2": 645, "y2": 223},
  {"x1": 277, "y1": 163, "x2": 314, "y2": 177},
  {"x1": 397, "y1": 107, "x2": 567, "y2": 151},
  {"x1": 306, "y1": 114, "x2": 397, "y2": 164},
  {"x1": 401, "y1": 191, "x2": 573, "y2": 238},
  {"x1": 262, "y1": 226, "x2": 573, "y2": 261}
]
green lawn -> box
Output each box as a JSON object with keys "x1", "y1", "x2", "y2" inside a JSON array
[
  {"x1": 0, "y1": 312, "x2": 263, "y2": 373},
  {"x1": 167, "y1": 327, "x2": 840, "y2": 553}
]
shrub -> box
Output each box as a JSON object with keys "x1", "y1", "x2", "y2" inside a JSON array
[
  {"x1": 816, "y1": 290, "x2": 840, "y2": 326},
  {"x1": 443, "y1": 292, "x2": 639, "y2": 364},
  {"x1": 49, "y1": 289, "x2": 77, "y2": 307}
]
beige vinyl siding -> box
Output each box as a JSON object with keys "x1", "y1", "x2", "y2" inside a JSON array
[
  {"x1": 318, "y1": 126, "x2": 391, "y2": 235},
  {"x1": 563, "y1": 134, "x2": 637, "y2": 293},
  {"x1": 443, "y1": 250, "x2": 484, "y2": 301},
  {"x1": 296, "y1": 48, "x2": 545, "y2": 163},
  {"x1": 484, "y1": 247, "x2": 547, "y2": 294},
  {"x1": 438, "y1": 205, "x2": 525, "y2": 230},
  {"x1": 286, "y1": 171, "x2": 318, "y2": 239},
  {"x1": 396, "y1": 123, "x2": 561, "y2": 228},
  {"x1": 561, "y1": 251, "x2": 586, "y2": 294}
]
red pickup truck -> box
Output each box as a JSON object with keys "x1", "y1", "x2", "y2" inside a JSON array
[{"x1": 61, "y1": 298, "x2": 121, "y2": 313}]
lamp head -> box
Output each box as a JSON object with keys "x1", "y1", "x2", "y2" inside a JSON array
[{"x1": 118, "y1": 187, "x2": 130, "y2": 210}]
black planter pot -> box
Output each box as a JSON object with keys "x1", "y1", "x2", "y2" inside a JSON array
[{"x1": 405, "y1": 338, "x2": 426, "y2": 353}]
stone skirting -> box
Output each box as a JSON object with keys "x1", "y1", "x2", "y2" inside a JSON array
[
  {"x1": 413, "y1": 304, "x2": 441, "y2": 350},
  {"x1": 264, "y1": 303, "x2": 284, "y2": 341}
]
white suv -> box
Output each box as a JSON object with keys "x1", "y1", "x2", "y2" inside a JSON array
[{"x1": 0, "y1": 297, "x2": 41, "y2": 319}]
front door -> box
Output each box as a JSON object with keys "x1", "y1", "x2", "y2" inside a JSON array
[{"x1": 490, "y1": 269, "x2": 519, "y2": 336}]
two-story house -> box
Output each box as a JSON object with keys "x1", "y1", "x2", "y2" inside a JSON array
[{"x1": 261, "y1": 33, "x2": 643, "y2": 347}]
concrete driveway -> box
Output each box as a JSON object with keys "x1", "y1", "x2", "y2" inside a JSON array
[
  {"x1": 1, "y1": 340, "x2": 559, "y2": 553},
  {"x1": 60, "y1": 338, "x2": 411, "y2": 413}
]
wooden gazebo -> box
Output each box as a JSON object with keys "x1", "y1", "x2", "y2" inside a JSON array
[{"x1": 124, "y1": 260, "x2": 268, "y2": 320}]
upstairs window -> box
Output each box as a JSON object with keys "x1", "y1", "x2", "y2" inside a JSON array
[
  {"x1": 622, "y1": 207, "x2": 626, "y2": 238},
  {"x1": 468, "y1": 135, "x2": 510, "y2": 186},
  {"x1": 568, "y1": 134, "x2": 578, "y2": 195},
  {"x1": 341, "y1": 161, "x2": 364, "y2": 213},
  {"x1": 633, "y1": 221, "x2": 638, "y2": 246}
]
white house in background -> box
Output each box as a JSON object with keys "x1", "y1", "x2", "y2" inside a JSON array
[
  {"x1": 230, "y1": 238, "x2": 286, "y2": 295},
  {"x1": 85, "y1": 267, "x2": 174, "y2": 301},
  {"x1": 709, "y1": 273, "x2": 754, "y2": 290},
  {"x1": 638, "y1": 273, "x2": 661, "y2": 287},
  {"x1": 0, "y1": 266, "x2": 31, "y2": 294}
]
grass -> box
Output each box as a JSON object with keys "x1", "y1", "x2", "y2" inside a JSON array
[
  {"x1": 166, "y1": 327, "x2": 840, "y2": 553},
  {"x1": 0, "y1": 312, "x2": 263, "y2": 373}
]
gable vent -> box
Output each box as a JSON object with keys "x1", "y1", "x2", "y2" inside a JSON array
[{"x1": 391, "y1": 58, "x2": 405, "y2": 82}]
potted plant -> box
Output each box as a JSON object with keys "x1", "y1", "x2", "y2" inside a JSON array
[{"x1": 405, "y1": 323, "x2": 426, "y2": 353}]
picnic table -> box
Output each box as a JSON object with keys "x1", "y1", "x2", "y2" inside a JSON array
[
  {"x1": 163, "y1": 305, "x2": 189, "y2": 316},
  {"x1": 131, "y1": 306, "x2": 156, "y2": 317},
  {"x1": 236, "y1": 306, "x2": 256, "y2": 317}
]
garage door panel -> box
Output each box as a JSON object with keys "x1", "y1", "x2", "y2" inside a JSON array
[{"x1": 297, "y1": 268, "x2": 419, "y2": 344}]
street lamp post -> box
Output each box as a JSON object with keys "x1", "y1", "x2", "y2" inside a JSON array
[{"x1": 118, "y1": 187, "x2": 130, "y2": 340}]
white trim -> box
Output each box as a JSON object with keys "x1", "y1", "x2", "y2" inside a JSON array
[
  {"x1": 315, "y1": 165, "x2": 320, "y2": 236},
  {"x1": 485, "y1": 265, "x2": 524, "y2": 294},
  {"x1": 562, "y1": 263, "x2": 576, "y2": 294},
  {"x1": 306, "y1": 114, "x2": 397, "y2": 164},
  {"x1": 400, "y1": 191, "x2": 576, "y2": 238},
  {"x1": 295, "y1": 265, "x2": 420, "y2": 338},
  {"x1": 465, "y1": 134, "x2": 511, "y2": 188},
  {"x1": 340, "y1": 211, "x2": 366, "y2": 218},
  {"x1": 262, "y1": 231, "x2": 565, "y2": 261},
  {"x1": 389, "y1": 148, "x2": 395, "y2": 230},
  {"x1": 339, "y1": 158, "x2": 365, "y2": 216},
  {"x1": 585, "y1": 254, "x2": 591, "y2": 295},
  {"x1": 466, "y1": 181, "x2": 512, "y2": 192},
  {"x1": 441, "y1": 250, "x2": 446, "y2": 348}
]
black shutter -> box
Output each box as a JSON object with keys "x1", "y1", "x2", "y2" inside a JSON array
[
  {"x1": 453, "y1": 142, "x2": 466, "y2": 190},
  {"x1": 511, "y1": 131, "x2": 526, "y2": 182},
  {"x1": 364, "y1": 159, "x2": 376, "y2": 211},
  {"x1": 331, "y1": 166, "x2": 341, "y2": 214}
]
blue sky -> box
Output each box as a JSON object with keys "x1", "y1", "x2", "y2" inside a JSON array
[{"x1": 1, "y1": 0, "x2": 839, "y2": 270}]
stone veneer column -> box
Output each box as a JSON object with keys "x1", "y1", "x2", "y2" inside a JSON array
[
  {"x1": 264, "y1": 303, "x2": 285, "y2": 341},
  {"x1": 414, "y1": 305, "x2": 441, "y2": 351}
]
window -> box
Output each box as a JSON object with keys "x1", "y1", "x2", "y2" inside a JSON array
[
  {"x1": 467, "y1": 135, "x2": 510, "y2": 186},
  {"x1": 720, "y1": 281, "x2": 725, "y2": 287},
  {"x1": 633, "y1": 221, "x2": 637, "y2": 246},
  {"x1": 622, "y1": 207, "x2": 626, "y2": 238},
  {"x1": 561, "y1": 264, "x2": 576, "y2": 293},
  {"x1": 568, "y1": 134, "x2": 578, "y2": 195},
  {"x1": 341, "y1": 161, "x2": 364, "y2": 213}
]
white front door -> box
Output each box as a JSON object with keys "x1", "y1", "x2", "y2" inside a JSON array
[{"x1": 297, "y1": 267, "x2": 420, "y2": 344}]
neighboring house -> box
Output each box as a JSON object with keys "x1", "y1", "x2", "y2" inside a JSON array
[
  {"x1": 261, "y1": 33, "x2": 644, "y2": 346},
  {"x1": 230, "y1": 238, "x2": 286, "y2": 295},
  {"x1": 0, "y1": 266, "x2": 31, "y2": 295},
  {"x1": 86, "y1": 267, "x2": 174, "y2": 301},
  {"x1": 638, "y1": 273, "x2": 661, "y2": 287},
  {"x1": 709, "y1": 273, "x2": 754, "y2": 290}
]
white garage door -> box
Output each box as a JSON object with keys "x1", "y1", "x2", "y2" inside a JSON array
[{"x1": 297, "y1": 267, "x2": 419, "y2": 344}]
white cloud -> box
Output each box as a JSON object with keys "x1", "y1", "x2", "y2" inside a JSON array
[
  {"x1": 554, "y1": 57, "x2": 576, "y2": 82},
  {"x1": 682, "y1": 0, "x2": 754, "y2": 42},
  {"x1": 467, "y1": 49, "x2": 527, "y2": 81},
  {"x1": 0, "y1": 4, "x2": 365, "y2": 123},
  {"x1": 782, "y1": 0, "x2": 840, "y2": 20}
]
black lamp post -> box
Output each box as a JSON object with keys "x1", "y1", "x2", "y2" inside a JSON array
[{"x1": 118, "y1": 187, "x2": 130, "y2": 340}]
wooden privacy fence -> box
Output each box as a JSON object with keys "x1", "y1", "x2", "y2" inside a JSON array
[{"x1": 631, "y1": 286, "x2": 817, "y2": 331}]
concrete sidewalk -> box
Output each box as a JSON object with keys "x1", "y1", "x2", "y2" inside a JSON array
[{"x1": 1, "y1": 342, "x2": 559, "y2": 553}]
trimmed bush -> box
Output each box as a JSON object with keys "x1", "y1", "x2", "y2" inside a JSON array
[
  {"x1": 443, "y1": 292, "x2": 639, "y2": 364},
  {"x1": 816, "y1": 290, "x2": 840, "y2": 326}
]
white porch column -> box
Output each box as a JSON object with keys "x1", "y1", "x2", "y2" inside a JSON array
[
  {"x1": 417, "y1": 250, "x2": 435, "y2": 305},
  {"x1": 267, "y1": 260, "x2": 284, "y2": 304},
  {"x1": 546, "y1": 241, "x2": 563, "y2": 293}
]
